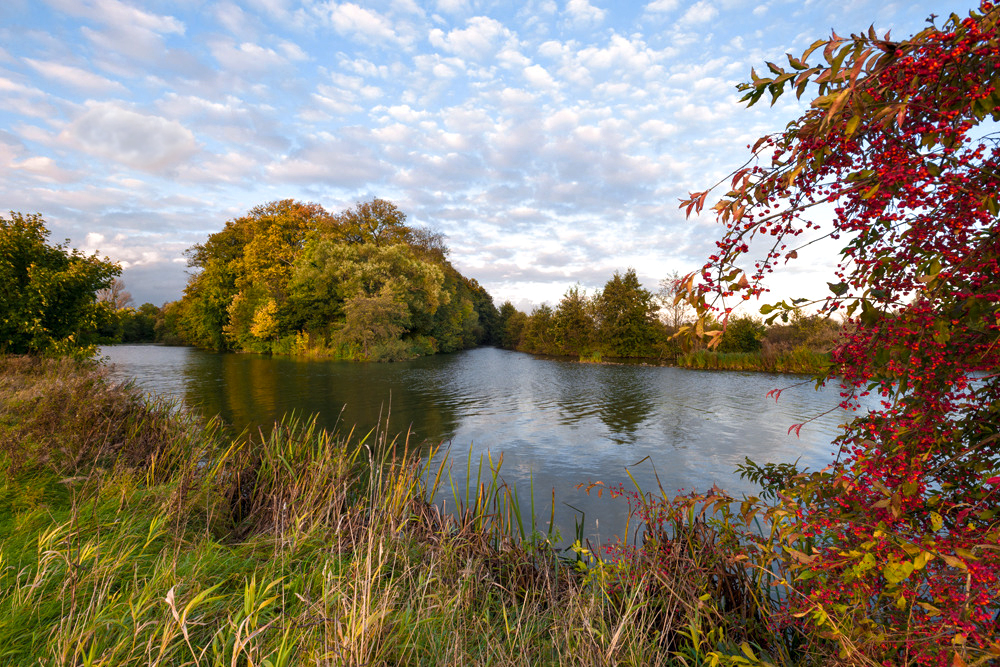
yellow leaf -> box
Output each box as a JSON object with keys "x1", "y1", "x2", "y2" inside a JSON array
[{"x1": 845, "y1": 114, "x2": 860, "y2": 137}]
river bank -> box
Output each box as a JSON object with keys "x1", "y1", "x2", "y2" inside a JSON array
[
  {"x1": 529, "y1": 346, "x2": 830, "y2": 375},
  {"x1": 0, "y1": 354, "x2": 833, "y2": 665}
]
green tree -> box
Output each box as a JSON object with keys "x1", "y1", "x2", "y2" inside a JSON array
[
  {"x1": 338, "y1": 286, "x2": 410, "y2": 360},
  {"x1": 595, "y1": 269, "x2": 657, "y2": 357},
  {"x1": 521, "y1": 304, "x2": 555, "y2": 354},
  {"x1": 288, "y1": 239, "x2": 445, "y2": 342},
  {"x1": 497, "y1": 301, "x2": 526, "y2": 349},
  {"x1": 716, "y1": 315, "x2": 764, "y2": 353},
  {"x1": 121, "y1": 303, "x2": 159, "y2": 342},
  {"x1": 0, "y1": 212, "x2": 119, "y2": 357},
  {"x1": 553, "y1": 284, "x2": 596, "y2": 355}
]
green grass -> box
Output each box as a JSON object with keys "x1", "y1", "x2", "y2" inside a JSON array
[
  {"x1": 676, "y1": 346, "x2": 831, "y2": 374},
  {"x1": 0, "y1": 355, "x2": 834, "y2": 666}
]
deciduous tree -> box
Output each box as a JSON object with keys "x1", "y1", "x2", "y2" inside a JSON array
[
  {"x1": 0, "y1": 212, "x2": 119, "y2": 357},
  {"x1": 680, "y1": 4, "x2": 1000, "y2": 663}
]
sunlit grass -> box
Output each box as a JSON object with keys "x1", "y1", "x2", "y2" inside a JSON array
[{"x1": 677, "y1": 347, "x2": 830, "y2": 374}]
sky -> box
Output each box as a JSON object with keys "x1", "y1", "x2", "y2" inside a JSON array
[{"x1": 0, "y1": 0, "x2": 972, "y2": 310}]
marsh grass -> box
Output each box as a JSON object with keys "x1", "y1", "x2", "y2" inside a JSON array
[
  {"x1": 676, "y1": 347, "x2": 829, "y2": 375},
  {"x1": 0, "y1": 355, "x2": 816, "y2": 666}
]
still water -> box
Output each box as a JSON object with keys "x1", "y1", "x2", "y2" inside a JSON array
[{"x1": 101, "y1": 345, "x2": 856, "y2": 543}]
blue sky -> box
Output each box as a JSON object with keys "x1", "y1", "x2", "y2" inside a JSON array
[{"x1": 0, "y1": 0, "x2": 970, "y2": 309}]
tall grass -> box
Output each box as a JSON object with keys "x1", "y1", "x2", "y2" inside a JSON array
[
  {"x1": 0, "y1": 355, "x2": 833, "y2": 665},
  {"x1": 677, "y1": 346, "x2": 830, "y2": 375}
]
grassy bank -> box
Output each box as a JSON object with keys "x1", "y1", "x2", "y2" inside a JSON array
[
  {"x1": 676, "y1": 347, "x2": 830, "y2": 375},
  {"x1": 0, "y1": 356, "x2": 839, "y2": 666}
]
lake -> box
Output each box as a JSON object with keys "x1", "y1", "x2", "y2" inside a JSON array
[{"x1": 101, "y1": 344, "x2": 855, "y2": 545}]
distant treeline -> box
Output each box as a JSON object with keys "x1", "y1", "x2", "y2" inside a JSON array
[
  {"x1": 95, "y1": 204, "x2": 840, "y2": 371},
  {"x1": 495, "y1": 269, "x2": 842, "y2": 372},
  {"x1": 101, "y1": 199, "x2": 500, "y2": 361}
]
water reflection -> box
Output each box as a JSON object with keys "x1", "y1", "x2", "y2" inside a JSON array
[{"x1": 102, "y1": 345, "x2": 858, "y2": 545}]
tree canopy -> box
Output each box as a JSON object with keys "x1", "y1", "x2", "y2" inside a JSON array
[
  {"x1": 680, "y1": 4, "x2": 1000, "y2": 663},
  {"x1": 170, "y1": 198, "x2": 497, "y2": 361},
  {"x1": 0, "y1": 212, "x2": 120, "y2": 357}
]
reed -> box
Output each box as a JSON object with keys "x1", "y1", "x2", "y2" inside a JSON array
[
  {"x1": 0, "y1": 355, "x2": 833, "y2": 665},
  {"x1": 676, "y1": 347, "x2": 830, "y2": 375}
]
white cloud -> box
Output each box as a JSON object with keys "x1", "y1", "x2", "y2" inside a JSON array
[
  {"x1": 264, "y1": 133, "x2": 387, "y2": 186},
  {"x1": 523, "y1": 64, "x2": 557, "y2": 90},
  {"x1": 23, "y1": 58, "x2": 127, "y2": 94},
  {"x1": 576, "y1": 34, "x2": 658, "y2": 75},
  {"x1": 565, "y1": 0, "x2": 605, "y2": 26},
  {"x1": 435, "y1": 0, "x2": 469, "y2": 13},
  {"x1": 325, "y1": 3, "x2": 404, "y2": 45},
  {"x1": 13, "y1": 156, "x2": 79, "y2": 183},
  {"x1": 645, "y1": 0, "x2": 680, "y2": 11},
  {"x1": 209, "y1": 40, "x2": 290, "y2": 72},
  {"x1": 639, "y1": 119, "x2": 678, "y2": 138},
  {"x1": 44, "y1": 0, "x2": 184, "y2": 34},
  {"x1": 47, "y1": 0, "x2": 185, "y2": 64},
  {"x1": 60, "y1": 101, "x2": 200, "y2": 173},
  {"x1": 680, "y1": 1, "x2": 719, "y2": 25},
  {"x1": 429, "y1": 16, "x2": 512, "y2": 61},
  {"x1": 391, "y1": 0, "x2": 424, "y2": 15},
  {"x1": 0, "y1": 76, "x2": 44, "y2": 97},
  {"x1": 215, "y1": 2, "x2": 256, "y2": 37}
]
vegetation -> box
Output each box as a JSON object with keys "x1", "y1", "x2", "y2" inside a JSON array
[
  {"x1": 671, "y1": 3, "x2": 1000, "y2": 664},
  {"x1": 0, "y1": 356, "x2": 807, "y2": 666},
  {"x1": 164, "y1": 198, "x2": 499, "y2": 361},
  {"x1": 0, "y1": 212, "x2": 120, "y2": 358},
  {"x1": 497, "y1": 269, "x2": 840, "y2": 373}
]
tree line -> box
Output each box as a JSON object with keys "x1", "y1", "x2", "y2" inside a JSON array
[{"x1": 496, "y1": 268, "x2": 841, "y2": 364}]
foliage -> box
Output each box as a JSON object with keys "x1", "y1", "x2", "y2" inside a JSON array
[
  {"x1": 498, "y1": 271, "x2": 835, "y2": 367},
  {"x1": 0, "y1": 212, "x2": 120, "y2": 358},
  {"x1": 170, "y1": 198, "x2": 497, "y2": 360},
  {"x1": 497, "y1": 301, "x2": 528, "y2": 350},
  {"x1": 595, "y1": 269, "x2": 658, "y2": 358},
  {"x1": 716, "y1": 315, "x2": 765, "y2": 354},
  {"x1": 679, "y1": 4, "x2": 1000, "y2": 663},
  {"x1": 553, "y1": 284, "x2": 597, "y2": 356}
]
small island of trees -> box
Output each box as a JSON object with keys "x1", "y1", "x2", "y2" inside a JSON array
[{"x1": 161, "y1": 198, "x2": 499, "y2": 361}]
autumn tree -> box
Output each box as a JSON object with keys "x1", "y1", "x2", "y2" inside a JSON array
[
  {"x1": 173, "y1": 198, "x2": 496, "y2": 360},
  {"x1": 0, "y1": 212, "x2": 119, "y2": 357},
  {"x1": 180, "y1": 200, "x2": 328, "y2": 351},
  {"x1": 679, "y1": 4, "x2": 1000, "y2": 663},
  {"x1": 326, "y1": 198, "x2": 413, "y2": 247}
]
